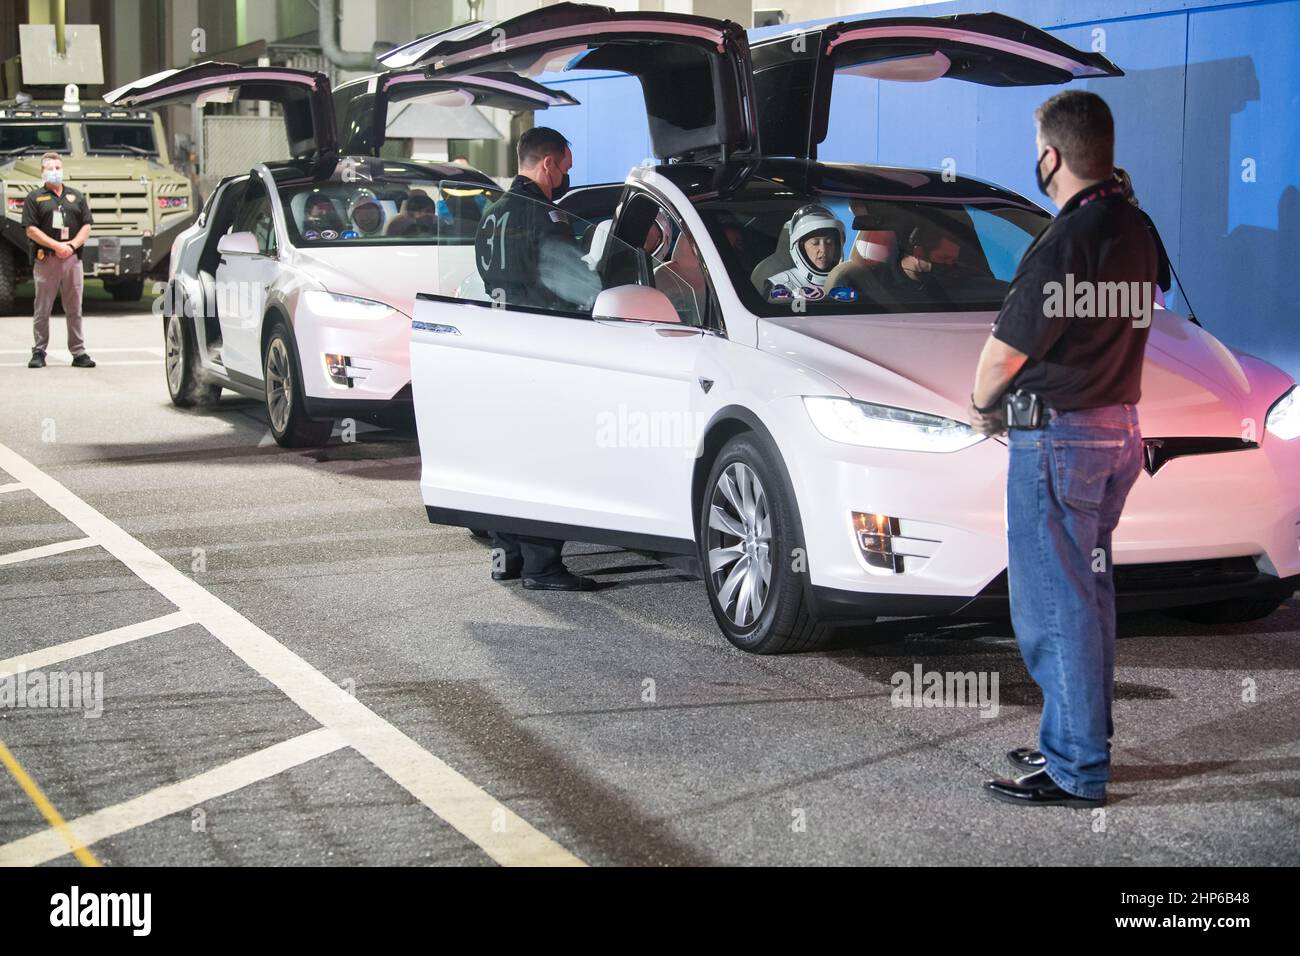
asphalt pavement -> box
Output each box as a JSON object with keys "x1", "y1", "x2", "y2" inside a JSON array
[{"x1": 0, "y1": 299, "x2": 1296, "y2": 866}]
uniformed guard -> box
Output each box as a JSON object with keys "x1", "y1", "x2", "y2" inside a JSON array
[
  {"x1": 970, "y1": 91, "x2": 1157, "y2": 807},
  {"x1": 23, "y1": 151, "x2": 95, "y2": 369}
]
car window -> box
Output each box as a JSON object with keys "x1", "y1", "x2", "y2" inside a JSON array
[
  {"x1": 455, "y1": 184, "x2": 678, "y2": 322},
  {"x1": 233, "y1": 177, "x2": 276, "y2": 256},
  {"x1": 696, "y1": 185, "x2": 1051, "y2": 316},
  {"x1": 0, "y1": 123, "x2": 68, "y2": 153},
  {"x1": 613, "y1": 192, "x2": 709, "y2": 328},
  {"x1": 83, "y1": 122, "x2": 157, "y2": 155},
  {"x1": 280, "y1": 177, "x2": 492, "y2": 246}
]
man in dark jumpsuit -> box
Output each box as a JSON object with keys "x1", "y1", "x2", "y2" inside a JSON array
[{"x1": 474, "y1": 127, "x2": 598, "y2": 592}]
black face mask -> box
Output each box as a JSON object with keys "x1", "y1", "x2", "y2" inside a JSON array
[
  {"x1": 1035, "y1": 148, "x2": 1060, "y2": 197},
  {"x1": 551, "y1": 171, "x2": 570, "y2": 202}
]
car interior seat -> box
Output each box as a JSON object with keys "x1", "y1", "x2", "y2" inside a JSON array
[{"x1": 749, "y1": 221, "x2": 792, "y2": 290}]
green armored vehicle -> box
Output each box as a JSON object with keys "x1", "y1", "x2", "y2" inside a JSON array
[{"x1": 0, "y1": 23, "x2": 195, "y2": 313}]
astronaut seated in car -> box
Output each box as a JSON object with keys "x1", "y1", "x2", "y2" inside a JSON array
[{"x1": 763, "y1": 204, "x2": 845, "y2": 303}]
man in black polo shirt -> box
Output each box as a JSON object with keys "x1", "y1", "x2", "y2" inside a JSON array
[
  {"x1": 23, "y1": 152, "x2": 95, "y2": 369},
  {"x1": 473, "y1": 127, "x2": 597, "y2": 592},
  {"x1": 968, "y1": 91, "x2": 1156, "y2": 807}
]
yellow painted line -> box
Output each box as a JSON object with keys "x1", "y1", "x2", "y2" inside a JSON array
[
  {"x1": 0, "y1": 729, "x2": 347, "y2": 867},
  {"x1": 0, "y1": 439, "x2": 584, "y2": 866},
  {"x1": 0, "y1": 740, "x2": 100, "y2": 867}
]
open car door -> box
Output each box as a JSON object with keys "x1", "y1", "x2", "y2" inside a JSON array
[
  {"x1": 752, "y1": 12, "x2": 1124, "y2": 159},
  {"x1": 333, "y1": 70, "x2": 579, "y2": 157},
  {"x1": 378, "y1": 1, "x2": 759, "y2": 162},
  {"x1": 104, "y1": 63, "x2": 337, "y2": 160}
]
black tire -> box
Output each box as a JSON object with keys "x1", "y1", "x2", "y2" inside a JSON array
[
  {"x1": 263, "y1": 321, "x2": 332, "y2": 448},
  {"x1": 699, "y1": 433, "x2": 832, "y2": 653},
  {"x1": 1171, "y1": 593, "x2": 1289, "y2": 625},
  {"x1": 0, "y1": 243, "x2": 16, "y2": 315},
  {"x1": 163, "y1": 308, "x2": 221, "y2": 408},
  {"x1": 106, "y1": 277, "x2": 145, "y2": 302}
]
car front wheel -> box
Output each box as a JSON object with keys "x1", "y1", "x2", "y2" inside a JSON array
[
  {"x1": 263, "y1": 322, "x2": 332, "y2": 448},
  {"x1": 164, "y1": 310, "x2": 221, "y2": 407},
  {"x1": 700, "y1": 434, "x2": 832, "y2": 654}
]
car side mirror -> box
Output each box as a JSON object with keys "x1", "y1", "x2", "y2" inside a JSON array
[
  {"x1": 217, "y1": 231, "x2": 260, "y2": 256},
  {"x1": 592, "y1": 284, "x2": 681, "y2": 325}
]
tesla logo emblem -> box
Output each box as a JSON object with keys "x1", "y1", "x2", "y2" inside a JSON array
[
  {"x1": 698, "y1": 378, "x2": 714, "y2": 394},
  {"x1": 1142, "y1": 439, "x2": 1165, "y2": 475}
]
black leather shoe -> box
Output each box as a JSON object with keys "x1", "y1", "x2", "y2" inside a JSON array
[
  {"x1": 522, "y1": 572, "x2": 597, "y2": 592},
  {"x1": 1007, "y1": 747, "x2": 1048, "y2": 772},
  {"x1": 1007, "y1": 741, "x2": 1112, "y2": 773},
  {"x1": 984, "y1": 770, "x2": 1104, "y2": 808},
  {"x1": 28, "y1": 349, "x2": 45, "y2": 368},
  {"x1": 71, "y1": 353, "x2": 96, "y2": 368},
  {"x1": 491, "y1": 563, "x2": 522, "y2": 582}
]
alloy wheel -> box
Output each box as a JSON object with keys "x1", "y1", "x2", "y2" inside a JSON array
[
  {"x1": 266, "y1": 337, "x2": 292, "y2": 434},
  {"x1": 707, "y1": 461, "x2": 773, "y2": 627},
  {"x1": 165, "y1": 314, "x2": 185, "y2": 394}
]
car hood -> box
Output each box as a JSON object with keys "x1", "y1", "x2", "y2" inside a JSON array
[
  {"x1": 291, "y1": 244, "x2": 472, "y2": 319},
  {"x1": 759, "y1": 310, "x2": 1294, "y2": 438}
]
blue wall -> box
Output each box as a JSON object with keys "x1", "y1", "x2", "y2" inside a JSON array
[{"x1": 540, "y1": 0, "x2": 1300, "y2": 381}]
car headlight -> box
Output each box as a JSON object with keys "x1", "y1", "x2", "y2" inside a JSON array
[
  {"x1": 1265, "y1": 385, "x2": 1300, "y2": 441},
  {"x1": 803, "y1": 396, "x2": 984, "y2": 453},
  {"x1": 302, "y1": 290, "x2": 394, "y2": 320}
]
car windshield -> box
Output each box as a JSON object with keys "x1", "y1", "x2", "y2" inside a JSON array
[
  {"x1": 83, "y1": 121, "x2": 157, "y2": 154},
  {"x1": 0, "y1": 123, "x2": 68, "y2": 153},
  {"x1": 695, "y1": 178, "x2": 1050, "y2": 316},
  {"x1": 281, "y1": 176, "x2": 494, "y2": 247}
]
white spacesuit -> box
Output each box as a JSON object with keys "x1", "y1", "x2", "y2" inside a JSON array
[{"x1": 763, "y1": 204, "x2": 846, "y2": 302}]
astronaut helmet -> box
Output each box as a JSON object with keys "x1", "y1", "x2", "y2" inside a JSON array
[{"x1": 787, "y1": 203, "x2": 845, "y2": 278}]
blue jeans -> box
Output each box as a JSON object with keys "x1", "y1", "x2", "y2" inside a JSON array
[{"x1": 1006, "y1": 404, "x2": 1143, "y2": 799}]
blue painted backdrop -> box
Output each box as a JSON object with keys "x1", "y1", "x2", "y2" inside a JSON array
[{"x1": 539, "y1": 0, "x2": 1300, "y2": 381}]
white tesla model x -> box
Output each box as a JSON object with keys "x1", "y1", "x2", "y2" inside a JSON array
[
  {"x1": 104, "y1": 63, "x2": 575, "y2": 445},
  {"x1": 391, "y1": 5, "x2": 1299, "y2": 652}
]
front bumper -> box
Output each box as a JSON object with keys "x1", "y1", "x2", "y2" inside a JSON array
[
  {"x1": 292, "y1": 300, "x2": 413, "y2": 421},
  {"x1": 768, "y1": 395, "x2": 1300, "y2": 618}
]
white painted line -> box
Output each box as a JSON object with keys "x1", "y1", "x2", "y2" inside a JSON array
[
  {"x1": 0, "y1": 441, "x2": 584, "y2": 867},
  {"x1": 0, "y1": 728, "x2": 347, "y2": 866},
  {"x1": 0, "y1": 482, "x2": 24, "y2": 495},
  {"x1": 0, "y1": 537, "x2": 96, "y2": 567},
  {"x1": 0, "y1": 611, "x2": 192, "y2": 679}
]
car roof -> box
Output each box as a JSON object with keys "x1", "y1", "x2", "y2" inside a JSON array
[{"x1": 646, "y1": 157, "x2": 1043, "y2": 210}]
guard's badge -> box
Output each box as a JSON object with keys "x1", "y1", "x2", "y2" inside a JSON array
[{"x1": 36, "y1": 195, "x2": 51, "y2": 202}]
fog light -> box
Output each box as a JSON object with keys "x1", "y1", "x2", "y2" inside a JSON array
[
  {"x1": 324, "y1": 353, "x2": 352, "y2": 387},
  {"x1": 853, "y1": 511, "x2": 903, "y2": 573}
]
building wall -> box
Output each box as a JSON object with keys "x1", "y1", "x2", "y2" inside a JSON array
[{"x1": 543, "y1": 0, "x2": 1300, "y2": 381}]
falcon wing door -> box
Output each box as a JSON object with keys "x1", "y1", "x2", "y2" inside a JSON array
[
  {"x1": 379, "y1": 1, "x2": 758, "y2": 162},
  {"x1": 753, "y1": 12, "x2": 1123, "y2": 158},
  {"x1": 104, "y1": 63, "x2": 337, "y2": 160},
  {"x1": 334, "y1": 70, "x2": 579, "y2": 157}
]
